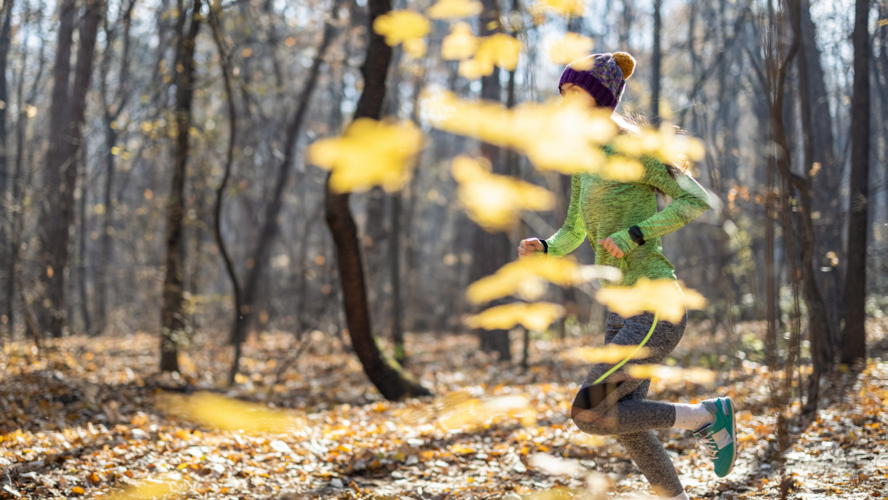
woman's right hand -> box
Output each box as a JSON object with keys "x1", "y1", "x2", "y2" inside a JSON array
[{"x1": 518, "y1": 238, "x2": 544, "y2": 259}]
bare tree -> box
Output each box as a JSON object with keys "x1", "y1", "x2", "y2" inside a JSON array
[
  {"x1": 323, "y1": 0, "x2": 430, "y2": 400},
  {"x1": 841, "y1": 0, "x2": 871, "y2": 367},
  {"x1": 161, "y1": 0, "x2": 203, "y2": 372},
  {"x1": 36, "y1": 0, "x2": 104, "y2": 337}
]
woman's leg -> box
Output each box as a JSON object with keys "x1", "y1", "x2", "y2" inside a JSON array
[
  {"x1": 572, "y1": 311, "x2": 688, "y2": 498},
  {"x1": 571, "y1": 311, "x2": 688, "y2": 435}
]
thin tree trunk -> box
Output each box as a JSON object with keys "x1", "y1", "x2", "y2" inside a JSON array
[
  {"x1": 650, "y1": 0, "x2": 662, "y2": 125},
  {"x1": 97, "y1": 0, "x2": 137, "y2": 335},
  {"x1": 841, "y1": 0, "x2": 871, "y2": 367},
  {"x1": 227, "y1": 1, "x2": 340, "y2": 385},
  {"x1": 35, "y1": 0, "x2": 77, "y2": 337},
  {"x1": 77, "y1": 148, "x2": 92, "y2": 334},
  {"x1": 207, "y1": 6, "x2": 245, "y2": 385},
  {"x1": 471, "y1": 0, "x2": 511, "y2": 362},
  {"x1": 0, "y1": 0, "x2": 14, "y2": 334},
  {"x1": 161, "y1": 0, "x2": 202, "y2": 372},
  {"x1": 390, "y1": 192, "x2": 405, "y2": 364},
  {"x1": 323, "y1": 0, "x2": 430, "y2": 400}
]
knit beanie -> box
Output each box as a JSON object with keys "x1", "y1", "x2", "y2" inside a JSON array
[{"x1": 558, "y1": 52, "x2": 636, "y2": 109}]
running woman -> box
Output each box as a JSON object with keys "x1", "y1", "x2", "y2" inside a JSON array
[{"x1": 517, "y1": 52, "x2": 737, "y2": 500}]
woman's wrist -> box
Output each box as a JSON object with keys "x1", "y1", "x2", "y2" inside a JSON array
[{"x1": 537, "y1": 238, "x2": 549, "y2": 253}]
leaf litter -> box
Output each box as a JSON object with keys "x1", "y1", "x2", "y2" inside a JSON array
[{"x1": 1, "y1": 318, "x2": 888, "y2": 499}]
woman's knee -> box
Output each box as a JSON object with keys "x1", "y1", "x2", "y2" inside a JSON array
[{"x1": 571, "y1": 406, "x2": 617, "y2": 435}]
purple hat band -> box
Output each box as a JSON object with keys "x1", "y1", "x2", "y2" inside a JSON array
[{"x1": 558, "y1": 53, "x2": 627, "y2": 109}]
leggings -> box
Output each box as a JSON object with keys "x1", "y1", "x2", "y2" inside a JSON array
[{"x1": 571, "y1": 310, "x2": 688, "y2": 498}]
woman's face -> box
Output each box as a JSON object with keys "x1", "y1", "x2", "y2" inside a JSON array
[{"x1": 560, "y1": 83, "x2": 598, "y2": 108}]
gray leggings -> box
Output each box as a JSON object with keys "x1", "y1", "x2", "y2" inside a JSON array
[{"x1": 571, "y1": 310, "x2": 688, "y2": 498}]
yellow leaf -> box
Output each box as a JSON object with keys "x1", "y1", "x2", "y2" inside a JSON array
[
  {"x1": 612, "y1": 122, "x2": 706, "y2": 165},
  {"x1": 600, "y1": 156, "x2": 644, "y2": 181},
  {"x1": 422, "y1": 91, "x2": 621, "y2": 175},
  {"x1": 157, "y1": 391, "x2": 302, "y2": 434},
  {"x1": 441, "y1": 22, "x2": 478, "y2": 60},
  {"x1": 458, "y1": 33, "x2": 522, "y2": 79},
  {"x1": 403, "y1": 38, "x2": 428, "y2": 58},
  {"x1": 595, "y1": 277, "x2": 706, "y2": 323},
  {"x1": 548, "y1": 32, "x2": 594, "y2": 68},
  {"x1": 373, "y1": 10, "x2": 431, "y2": 47},
  {"x1": 451, "y1": 444, "x2": 475, "y2": 454},
  {"x1": 625, "y1": 364, "x2": 717, "y2": 385},
  {"x1": 438, "y1": 395, "x2": 533, "y2": 431},
  {"x1": 72, "y1": 486, "x2": 86, "y2": 495},
  {"x1": 451, "y1": 155, "x2": 555, "y2": 230},
  {"x1": 308, "y1": 118, "x2": 423, "y2": 193},
  {"x1": 562, "y1": 345, "x2": 651, "y2": 364},
  {"x1": 427, "y1": 0, "x2": 483, "y2": 19},
  {"x1": 465, "y1": 302, "x2": 564, "y2": 331},
  {"x1": 105, "y1": 473, "x2": 188, "y2": 500},
  {"x1": 466, "y1": 254, "x2": 621, "y2": 304},
  {"x1": 531, "y1": 0, "x2": 584, "y2": 17}
]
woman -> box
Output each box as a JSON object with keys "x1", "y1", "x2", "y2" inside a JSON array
[{"x1": 517, "y1": 52, "x2": 736, "y2": 500}]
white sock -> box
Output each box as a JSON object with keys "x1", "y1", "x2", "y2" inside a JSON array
[
  {"x1": 673, "y1": 403, "x2": 714, "y2": 431},
  {"x1": 665, "y1": 491, "x2": 690, "y2": 500}
]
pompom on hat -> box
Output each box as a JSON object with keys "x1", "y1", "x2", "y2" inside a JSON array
[{"x1": 558, "y1": 52, "x2": 636, "y2": 109}]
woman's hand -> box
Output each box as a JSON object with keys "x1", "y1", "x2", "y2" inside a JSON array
[
  {"x1": 518, "y1": 238, "x2": 544, "y2": 259},
  {"x1": 598, "y1": 237, "x2": 625, "y2": 258}
]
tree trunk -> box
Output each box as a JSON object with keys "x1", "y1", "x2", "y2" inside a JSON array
[
  {"x1": 0, "y1": 0, "x2": 13, "y2": 335},
  {"x1": 471, "y1": 0, "x2": 511, "y2": 362},
  {"x1": 650, "y1": 0, "x2": 662, "y2": 125},
  {"x1": 35, "y1": 0, "x2": 76, "y2": 337},
  {"x1": 800, "y1": 0, "x2": 843, "y2": 345},
  {"x1": 227, "y1": 1, "x2": 339, "y2": 384},
  {"x1": 161, "y1": 0, "x2": 202, "y2": 372},
  {"x1": 323, "y1": 0, "x2": 430, "y2": 400},
  {"x1": 77, "y1": 147, "x2": 92, "y2": 334},
  {"x1": 841, "y1": 0, "x2": 870, "y2": 367},
  {"x1": 390, "y1": 192, "x2": 405, "y2": 364}
]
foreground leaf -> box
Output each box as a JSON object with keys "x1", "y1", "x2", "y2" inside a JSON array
[
  {"x1": 373, "y1": 10, "x2": 431, "y2": 47},
  {"x1": 548, "y1": 32, "x2": 594, "y2": 68},
  {"x1": 625, "y1": 364, "x2": 717, "y2": 385},
  {"x1": 105, "y1": 473, "x2": 188, "y2": 500},
  {"x1": 466, "y1": 254, "x2": 621, "y2": 304},
  {"x1": 464, "y1": 302, "x2": 564, "y2": 331},
  {"x1": 595, "y1": 277, "x2": 706, "y2": 323},
  {"x1": 451, "y1": 155, "x2": 554, "y2": 231},
  {"x1": 157, "y1": 392, "x2": 301, "y2": 434},
  {"x1": 308, "y1": 118, "x2": 423, "y2": 193},
  {"x1": 562, "y1": 345, "x2": 652, "y2": 364},
  {"x1": 427, "y1": 0, "x2": 483, "y2": 19}
]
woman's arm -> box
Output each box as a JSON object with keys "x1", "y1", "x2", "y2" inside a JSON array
[
  {"x1": 609, "y1": 156, "x2": 712, "y2": 254},
  {"x1": 543, "y1": 173, "x2": 587, "y2": 257}
]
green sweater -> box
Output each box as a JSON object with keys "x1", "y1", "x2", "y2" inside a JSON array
[{"x1": 542, "y1": 151, "x2": 712, "y2": 287}]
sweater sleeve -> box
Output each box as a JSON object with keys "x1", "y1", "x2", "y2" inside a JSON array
[
  {"x1": 543, "y1": 173, "x2": 587, "y2": 257},
  {"x1": 610, "y1": 156, "x2": 712, "y2": 254}
]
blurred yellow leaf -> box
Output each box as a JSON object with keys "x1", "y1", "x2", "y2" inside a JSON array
[
  {"x1": 562, "y1": 345, "x2": 651, "y2": 364},
  {"x1": 625, "y1": 364, "x2": 717, "y2": 385},
  {"x1": 403, "y1": 38, "x2": 428, "y2": 58},
  {"x1": 441, "y1": 22, "x2": 478, "y2": 60},
  {"x1": 373, "y1": 10, "x2": 431, "y2": 47},
  {"x1": 531, "y1": 0, "x2": 584, "y2": 17},
  {"x1": 595, "y1": 278, "x2": 706, "y2": 323},
  {"x1": 71, "y1": 486, "x2": 86, "y2": 495},
  {"x1": 612, "y1": 122, "x2": 706, "y2": 165},
  {"x1": 549, "y1": 32, "x2": 594, "y2": 68},
  {"x1": 458, "y1": 33, "x2": 522, "y2": 79},
  {"x1": 105, "y1": 472, "x2": 188, "y2": 500},
  {"x1": 423, "y1": 91, "x2": 622, "y2": 175},
  {"x1": 569, "y1": 433, "x2": 609, "y2": 447},
  {"x1": 157, "y1": 392, "x2": 301, "y2": 434},
  {"x1": 427, "y1": 0, "x2": 483, "y2": 19},
  {"x1": 309, "y1": 118, "x2": 423, "y2": 193},
  {"x1": 451, "y1": 155, "x2": 554, "y2": 231},
  {"x1": 438, "y1": 395, "x2": 533, "y2": 431},
  {"x1": 600, "y1": 156, "x2": 644, "y2": 181},
  {"x1": 466, "y1": 254, "x2": 622, "y2": 304},
  {"x1": 465, "y1": 302, "x2": 564, "y2": 331}
]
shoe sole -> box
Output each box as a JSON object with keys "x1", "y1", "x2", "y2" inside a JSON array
[{"x1": 721, "y1": 396, "x2": 738, "y2": 477}]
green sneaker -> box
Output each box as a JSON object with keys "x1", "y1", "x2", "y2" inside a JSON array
[{"x1": 693, "y1": 397, "x2": 737, "y2": 478}]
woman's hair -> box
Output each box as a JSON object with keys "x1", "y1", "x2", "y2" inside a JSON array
[{"x1": 610, "y1": 110, "x2": 691, "y2": 179}]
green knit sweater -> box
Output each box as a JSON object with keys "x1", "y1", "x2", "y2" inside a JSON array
[{"x1": 542, "y1": 149, "x2": 712, "y2": 287}]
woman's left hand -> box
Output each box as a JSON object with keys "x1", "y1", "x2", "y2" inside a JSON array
[{"x1": 598, "y1": 237, "x2": 625, "y2": 258}]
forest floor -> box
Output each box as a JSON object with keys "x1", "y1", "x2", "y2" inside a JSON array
[{"x1": 1, "y1": 318, "x2": 887, "y2": 500}]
